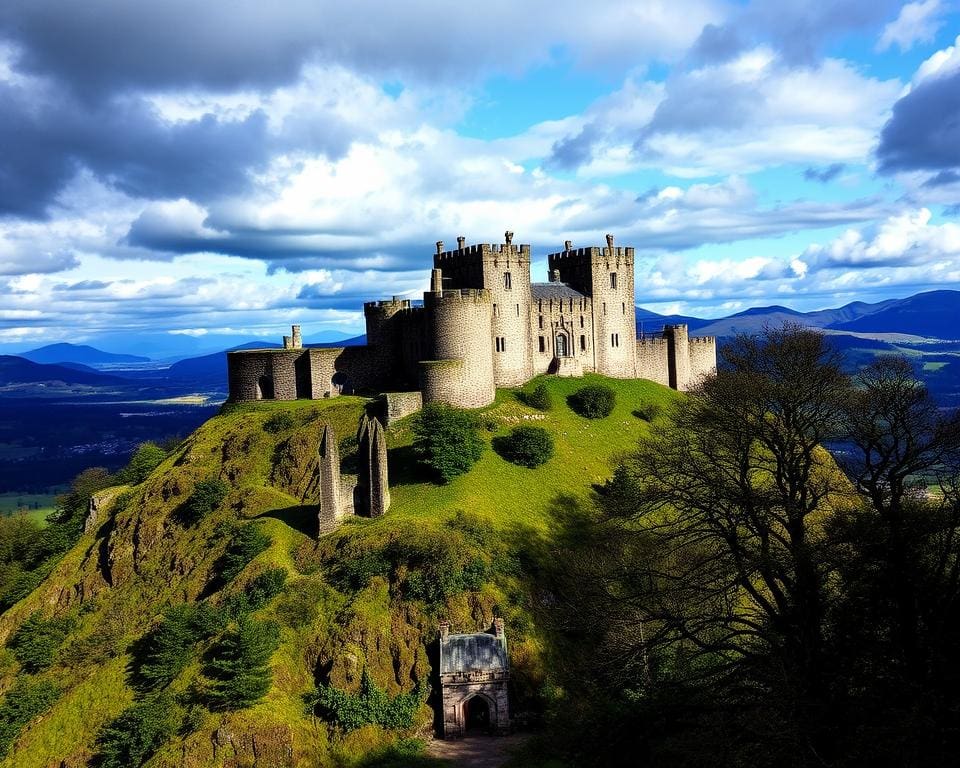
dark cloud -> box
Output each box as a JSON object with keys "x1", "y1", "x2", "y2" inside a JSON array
[
  {"x1": 923, "y1": 170, "x2": 960, "y2": 188},
  {"x1": 878, "y1": 69, "x2": 960, "y2": 175},
  {"x1": 804, "y1": 163, "x2": 846, "y2": 183},
  {"x1": 548, "y1": 125, "x2": 599, "y2": 171},
  {"x1": 688, "y1": 0, "x2": 900, "y2": 65},
  {"x1": 57, "y1": 280, "x2": 112, "y2": 291}
]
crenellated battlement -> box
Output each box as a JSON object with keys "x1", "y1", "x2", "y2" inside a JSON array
[
  {"x1": 637, "y1": 336, "x2": 668, "y2": 345},
  {"x1": 547, "y1": 246, "x2": 635, "y2": 261},
  {"x1": 364, "y1": 297, "x2": 413, "y2": 313},
  {"x1": 434, "y1": 243, "x2": 531, "y2": 262},
  {"x1": 690, "y1": 336, "x2": 716, "y2": 344},
  {"x1": 426, "y1": 288, "x2": 493, "y2": 305}
]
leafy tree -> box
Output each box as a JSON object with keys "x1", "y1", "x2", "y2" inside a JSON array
[
  {"x1": 568, "y1": 384, "x2": 616, "y2": 418},
  {"x1": 96, "y1": 692, "x2": 179, "y2": 768},
  {"x1": 411, "y1": 403, "x2": 484, "y2": 483},
  {"x1": 117, "y1": 442, "x2": 166, "y2": 486},
  {"x1": 494, "y1": 426, "x2": 555, "y2": 468},
  {"x1": 203, "y1": 615, "x2": 281, "y2": 710},
  {"x1": 0, "y1": 678, "x2": 59, "y2": 757},
  {"x1": 8, "y1": 613, "x2": 75, "y2": 673},
  {"x1": 179, "y1": 477, "x2": 229, "y2": 525}
]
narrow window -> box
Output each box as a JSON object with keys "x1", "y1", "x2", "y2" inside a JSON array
[
  {"x1": 504, "y1": 272, "x2": 512, "y2": 289},
  {"x1": 539, "y1": 336, "x2": 546, "y2": 353},
  {"x1": 611, "y1": 333, "x2": 615, "y2": 347},
  {"x1": 610, "y1": 272, "x2": 617, "y2": 289},
  {"x1": 501, "y1": 337, "x2": 506, "y2": 352},
  {"x1": 622, "y1": 302, "x2": 626, "y2": 315},
  {"x1": 603, "y1": 302, "x2": 607, "y2": 315},
  {"x1": 538, "y1": 315, "x2": 544, "y2": 330},
  {"x1": 580, "y1": 315, "x2": 584, "y2": 328},
  {"x1": 516, "y1": 304, "x2": 520, "y2": 316},
  {"x1": 580, "y1": 334, "x2": 586, "y2": 351},
  {"x1": 493, "y1": 303, "x2": 498, "y2": 317}
]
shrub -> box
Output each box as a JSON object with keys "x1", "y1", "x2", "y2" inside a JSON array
[
  {"x1": 521, "y1": 383, "x2": 553, "y2": 411},
  {"x1": 203, "y1": 615, "x2": 281, "y2": 710},
  {"x1": 117, "y1": 443, "x2": 167, "y2": 485},
  {"x1": 226, "y1": 567, "x2": 288, "y2": 615},
  {"x1": 494, "y1": 426, "x2": 555, "y2": 468},
  {"x1": 132, "y1": 605, "x2": 203, "y2": 691},
  {"x1": 632, "y1": 403, "x2": 661, "y2": 422},
  {"x1": 219, "y1": 525, "x2": 272, "y2": 584},
  {"x1": 568, "y1": 384, "x2": 616, "y2": 419},
  {"x1": 8, "y1": 613, "x2": 74, "y2": 673},
  {"x1": 310, "y1": 670, "x2": 424, "y2": 731},
  {"x1": 96, "y1": 692, "x2": 179, "y2": 768},
  {"x1": 411, "y1": 403, "x2": 484, "y2": 483},
  {"x1": 276, "y1": 579, "x2": 327, "y2": 628},
  {"x1": 0, "y1": 678, "x2": 60, "y2": 757},
  {"x1": 263, "y1": 411, "x2": 295, "y2": 434},
  {"x1": 180, "y1": 477, "x2": 228, "y2": 525}
]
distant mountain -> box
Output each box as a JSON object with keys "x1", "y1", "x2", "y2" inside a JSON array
[
  {"x1": 828, "y1": 290, "x2": 959, "y2": 338},
  {"x1": 0, "y1": 356, "x2": 128, "y2": 387},
  {"x1": 636, "y1": 290, "x2": 959, "y2": 340},
  {"x1": 21, "y1": 343, "x2": 150, "y2": 366}
]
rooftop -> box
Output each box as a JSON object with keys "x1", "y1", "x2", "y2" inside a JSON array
[
  {"x1": 440, "y1": 632, "x2": 508, "y2": 675},
  {"x1": 530, "y1": 283, "x2": 587, "y2": 301}
]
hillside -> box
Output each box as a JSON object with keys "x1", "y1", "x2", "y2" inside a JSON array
[
  {"x1": 0, "y1": 356, "x2": 130, "y2": 389},
  {"x1": 0, "y1": 375, "x2": 674, "y2": 767}
]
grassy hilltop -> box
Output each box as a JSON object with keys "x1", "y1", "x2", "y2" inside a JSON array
[{"x1": 0, "y1": 374, "x2": 675, "y2": 768}]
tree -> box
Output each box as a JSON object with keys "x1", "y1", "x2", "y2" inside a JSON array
[
  {"x1": 0, "y1": 678, "x2": 59, "y2": 757},
  {"x1": 132, "y1": 605, "x2": 202, "y2": 691},
  {"x1": 117, "y1": 442, "x2": 166, "y2": 486},
  {"x1": 9, "y1": 613, "x2": 75, "y2": 673},
  {"x1": 203, "y1": 615, "x2": 280, "y2": 710},
  {"x1": 494, "y1": 426, "x2": 554, "y2": 468},
  {"x1": 568, "y1": 384, "x2": 616, "y2": 418},
  {"x1": 96, "y1": 692, "x2": 179, "y2": 768},
  {"x1": 411, "y1": 403, "x2": 484, "y2": 483},
  {"x1": 179, "y1": 477, "x2": 229, "y2": 525}
]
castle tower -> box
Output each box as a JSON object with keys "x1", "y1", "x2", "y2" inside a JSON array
[
  {"x1": 547, "y1": 235, "x2": 637, "y2": 378},
  {"x1": 356, "y1": 414, "x2": 390, "y2": 518},
  {"x1": 433, "y1": 234, "x2": 533, "y2": 387},
  {"x1": 664, "y1": 324, "x2": 692, "y2": 391},
  {"x1": 316, "y1": 425, "x2": 344, "y2": 534}
]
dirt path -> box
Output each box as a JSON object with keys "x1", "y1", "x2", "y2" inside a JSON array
[{"x1": 426, "y1": 734, "x2": 531, "y2": 767}]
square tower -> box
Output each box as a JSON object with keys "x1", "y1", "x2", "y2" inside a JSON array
[{"x1": 547, "y1": 235, "x2": 636, "y2": 378}]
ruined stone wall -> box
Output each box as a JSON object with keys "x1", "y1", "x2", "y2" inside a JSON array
[
  {"x1": 383, "y1": 391, "x2": 423, "y2": 426},
  {"x1": 688, "y1": 335, "x2": 718, "y2": 389},
  {"x1": 356, "y1": 415, "x2": 390, "y2": 518},
  {"x1": 316, "y1": 425, "x2": 344, "y2": 534},
  {"x1": 226, "y1": 349, "x2": 307, "y2": 401},
  {"x1": 530, "y1": 294, "x2": 595, "y2": 375},
  {"x1": 423, "y1": 288, "x2": 494, "y2": 408},
  {"x1": 635, "y1": 336, "x2": 670, "y2": 386},
  {"x1": 395, "y1": 306, "x2": 430, "y2": 385}
]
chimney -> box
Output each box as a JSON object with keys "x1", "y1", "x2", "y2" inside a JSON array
[
  {"x1": 439, "y1": 620, "x2": 450, "y2": 640},
  {"x1": 493, "y1": 617, "x2": 505, "y2": 638},
  {"x1": 504, "y1": 230, "x2": 514, "y2": 245},
  {"x1": 564, "y1": 240, "x2": 572, "y2": 251},
  {"x1": 283, "y1": 335, "x2": 292, "y2": 349},
  {"x1": 457, "y1": 236, "x2": 466, "y2": 250},
  {"x1": 550, "y1": 269, "x2": 561, "y2": 283},
  {"x1": 291, "y1": 325, "x2": 302, "y2": 349},
  {"x1": 436, "y1": 240, "x2": 444, "y2": 255},
  {"x1": 430, "y1": 268, "x2": 443, "y2": 295},
  {"x1": 605, "y1": 233, "x2": 614, "y2": 253}
]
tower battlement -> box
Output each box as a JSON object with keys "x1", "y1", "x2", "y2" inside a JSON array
[
  {"x1": 547, "y1": 246, "x2": 635, "y2": 261},
  {"x1": 435, "y1": 243, "x2": 531, "y2": 261},
  {"x1": 425, "y1": 288, "x2": 493, "y2": 305}
]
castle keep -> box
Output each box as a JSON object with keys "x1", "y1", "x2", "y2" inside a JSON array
[{"x1": 227, "y1": 234, "x2": 716, "y2": 408}]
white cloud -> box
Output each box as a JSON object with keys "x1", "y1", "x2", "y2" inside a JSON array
[{"x1": 877, "y1": 0, "x2": 945, "y2": 52}]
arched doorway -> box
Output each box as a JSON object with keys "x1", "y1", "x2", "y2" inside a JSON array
[
  {"x1": 464, "y1": 695, "x2": 491, "y2": 734},
  {"x1": 555, "y1": 333, "x2": 569, "y2": 357},
  {"x1": 257, "y1": 375, "x2": 274, "y2": 400}
]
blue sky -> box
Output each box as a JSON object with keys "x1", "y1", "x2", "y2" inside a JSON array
[{"x1": 0, "y1": 0, "x2": 959, "y2": 354}]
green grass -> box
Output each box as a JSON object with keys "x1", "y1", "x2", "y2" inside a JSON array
[
  {"x1": 0, "y1": 494, "x2": 55, "y2": 526},
  {"x1": 387, "y1": 374, "x2": 677, "y2": 530}
]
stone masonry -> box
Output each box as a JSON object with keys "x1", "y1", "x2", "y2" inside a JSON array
[
  {"x1": 226, "y1": 233, "x2": 717, "y2": 410},
  {"x1": 355, "y1": 414, "x2": 390, "y2": 518}
]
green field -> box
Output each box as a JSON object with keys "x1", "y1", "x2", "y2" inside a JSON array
[{"x1": 0, "y1": 492, "x2": 55, "y2": 525}]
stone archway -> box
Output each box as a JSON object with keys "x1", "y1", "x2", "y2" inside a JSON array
[{"x1": 464, "y1": 694, "x2": 494, "y2": 734}]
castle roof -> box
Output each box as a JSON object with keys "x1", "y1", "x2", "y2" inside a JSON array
[
  {"x1": 440, "y1": 632, "x2": 508, "y2": 675},
  {"x1": 530, "y1": 283, "x2": 586, "y2": 301}
]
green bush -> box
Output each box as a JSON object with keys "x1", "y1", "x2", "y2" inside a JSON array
[
  {"x1": 226, "y1": 567, "x2": 288, "y2": 615},
  {"x1": 276, "y1": 579, "x2": 327, "y2": 628},
  {"x1": 521, "y1": 383, "x2": 553, "y2": 411},
  {"x1": 411, "y1": 403, "x2": 484, "y2": 483},
  {"x1": 132, "y1": 605, "x2": 205, "y2": 691},
  {"x1": 494, "y1": 426, "x2": 555, "y2": 468},
  {"x1": 568, "y1": 384, "x2": 616, "y2": 419},
  {"x1": 632, "y1": 403, "x2": 661, "y2": 422},
  {"x1": 0, "y1": 678, "x2": 60, "y2": 757},
  {"x1": 263, "y1": 411, "x2": 295, "y2": 434},
  {"x1": 8, "y1": 613, "x2": 74, "y2": 673},
  {"x1": 117, "y1": 443, "x2": 167, "y2": 485},
  {"x1": 96, "y1": 692, "x2": 179, "y2": 768},
  {"x1": 203, "y1": 615, "x2": 281, "y2": 710},
  {"x1": 310, "y1": 670, "x2": 424, "y2": 731},
  {"x1": 219, "y1": 525, "x2": 272, "y2": 584},
  {"x1": 180, "y1": 477, "x2": 228, "y2": 525}
]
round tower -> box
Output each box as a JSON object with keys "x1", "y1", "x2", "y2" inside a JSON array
[
  {"x1": 421, "y1": 288, "x2": 495, "y2": 408},
  {"x1": 664, "y1": 324, "x2": 691, "y2": 391}
]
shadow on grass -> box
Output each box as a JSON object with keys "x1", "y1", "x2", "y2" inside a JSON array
[
  {"x1": 256, "y1": 505, "x2": 317, "y2": 538},
  {"x1": 388, "y1": 444, "x2": 435, "y2": 486},
  {"x1": 354, "y1": 738, "x2": 450, "y2": 768}
]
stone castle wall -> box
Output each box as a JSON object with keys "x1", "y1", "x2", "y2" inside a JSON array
[
  {"x1": 635, "y1": 336, "x2": 670, "y2": 386},
  {"x1": 688, "y1": 335, "x2": 718, "y2": 389},
  {"x1": 531, "y1": 293, "x2": 595, "y2": 376}
]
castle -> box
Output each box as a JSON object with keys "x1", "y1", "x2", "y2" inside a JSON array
[{"x1": 227, "y1": 233, "x2": 716, "y2": 411}]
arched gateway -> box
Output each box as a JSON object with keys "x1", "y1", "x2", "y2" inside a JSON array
[{"x1": 438, "y1": 619, "x2": 510, "y2": 738}]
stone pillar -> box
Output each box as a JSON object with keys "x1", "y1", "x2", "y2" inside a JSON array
[
  {"x1": 291, "y1": 325, "x2": 303, "y2": 349},
  {"x1": 317, "y1": 425, "x2": 344, "y2": 534},
  {"x1": 356, "y1": 414, "x2": 390, "y2": 517},
  {"x1": 430, "y1": 268, "x2": 443, "y2": 295}
]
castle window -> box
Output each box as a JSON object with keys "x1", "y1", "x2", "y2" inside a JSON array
[
  {"x1": 516, "y1": 304, "x2": 520, "y2": 316},
  {"x1": 611, "y1": 333, "x2": 620, "y2": 348},
  {"x1": 610, "y1": 272, "x2": 617, "y2": 289},
  {"x1": 569, "y1": 298, "x2": 573, "y2": 312},
  {"x1": 493, "y1": 303, "x2": 498, "y2": 317},
  {"x1": 538, "y1": 336, "x2": 546, "y2": 353},
  {"x1": 538, "y1": 315, "x2": 543, "y2": 330},
  {"x1": 580, "y1": 334, "x2": 586, "y2": 351},
  {"x1": 504, "y1": 272, "x2": 512, "y2": 290},
  {"x1": 622, "y1": 302, "x2": 626, "y2": 314},
  {"x1": 603, "y1": 302, "x2": 607, "y2": 315},
  {"x1": 496, "y1": 337, "x2": 507, "y2": 352},
  {"x1": 580, "y1": 315, "x2": 584, "y2": 328}
]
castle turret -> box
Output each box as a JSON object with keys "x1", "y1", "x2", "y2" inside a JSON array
[
  {"x1": 356, "y1": 414, "x2": 390, "y2": 517},
  {"x1": 547, "y1": 235, "x2": 637, "y2": 378},
  {"x1": 664, "y1": 324, "x2": 691, "y2": 391},
  {"x1": 316, "y1": 424, "x2": 344, "y2": 533}
]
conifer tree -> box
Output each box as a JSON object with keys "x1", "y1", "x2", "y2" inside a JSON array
[{"x1": 203, "y1": 615, "x2": 280, "y2": 710}]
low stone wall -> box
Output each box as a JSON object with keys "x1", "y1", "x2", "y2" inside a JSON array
[
  {"x1": 635, "y1": 337, "x2": 670, "y2": 386},
  {"x1": 383, "y1": 391, "x2": 423, "y2": 425}
]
